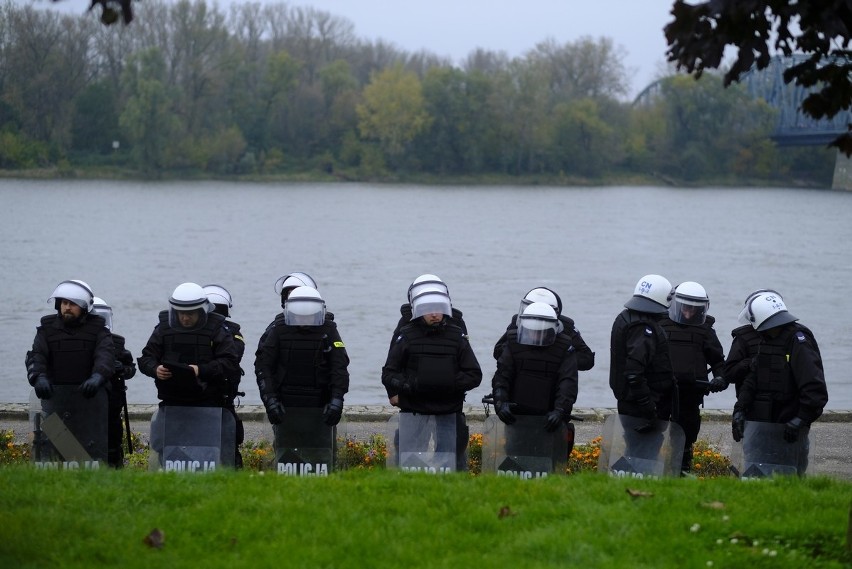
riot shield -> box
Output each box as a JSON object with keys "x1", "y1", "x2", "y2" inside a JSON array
[
  {"x1": 387, "y1": 413, "x2": 459, "y2": 473},
  {"x1": 598, "y1": 414, "x2": 686, "y2": 478},
  {"x1": 481, "y1": 415, "x2": 569, "y2": 478},
  {"x1": 730, "y1": 420, "x2": 808, "y2": 478},
  {"x1": 149, "y1": 406, "x2": 236, "y2": 472},
  {"x1": 29, "y1": 385, "x2": 108, "y2": 469},
  {"x1": 272, "y1": 407, "x2": 335, "y2": 476}
]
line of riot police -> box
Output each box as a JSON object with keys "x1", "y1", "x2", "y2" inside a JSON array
[{"x1": 26, "y1": 272, "x2": 827, "y2": 478}]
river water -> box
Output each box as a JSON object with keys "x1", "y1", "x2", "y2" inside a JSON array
[{"x1": 2, "y1": 179, "x2": 849, "y2": 410}]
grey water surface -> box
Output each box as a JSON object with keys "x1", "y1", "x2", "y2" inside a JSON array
[{"x1": 2, "y1": 179, "x2": 849, "y2": 410}]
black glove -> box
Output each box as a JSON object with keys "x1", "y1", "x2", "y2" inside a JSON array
[
  {"x1": 492, "y1": 389, "x2": 515, "y2": 424},
  {"x1": 79, "y1": 373, "x2": 106, "y2": 398},
  {"x1": 708, "y1": 376, "x2": 727, "y2": 393},
  {"x1": 264, "y1": 396, "x2": 286, "y2": 425},
  {"x1": 122, "y1": 363, "x2": 137, "y2": 380},
  {"x1": 33, "y1": 374, "x2": 53, "y2": 400},
  {"x1": 114, "y1": 360, "x2": 125, "y2": 375},
  {"x1": 390, "y1": 376, "x2": 413, "y2": 394},
  {"x1": 322, "y1": 397, "x2": 344, "y2": 426},
  {"x1": 544, "y1": 408, "x2": 567, "y2": 432},
  {"x1": 731, "y1": 409, "x2": 746, "y2": 442},
  {"x1": 783, "y1": 417, "x2": 804, "y2": 443}
]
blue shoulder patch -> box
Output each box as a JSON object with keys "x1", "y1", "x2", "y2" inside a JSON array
[
  {"x1": 644, "y1": 327, "x2": 653, "y2": 336},
  {"x1": 795, "y1": 331, "x2": 807, "y2": 343}
]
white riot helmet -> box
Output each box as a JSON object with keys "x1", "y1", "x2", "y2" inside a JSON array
[
  {"x1": 91, "y1": 296, "x2": 114, "y2": 330},
  {"x1": 410, "y1": 289, "x2": 452, "y2": 320},
  {"x1": 168, "y1": 282, "x2": 211, "y2": 331},
  {"x1": 624, "y1": 274, "x2": 672, "y2": 314},
  {"x1": 284, "y1": 286, "x2": 326, "y2": 326},
  {"x1": 668, "y1": 281, "x2": 709, "y2": 325},
  {"x1": 274, "y1": 272, "x2": 317, "y2": 305},
  {"x1": 747, "y1": 292, "x2": 797, "y2": 332},
  {"x1": 519, "y1": 287, "x2": 560, "y2": 317},
  {"x1": 737, "y1": 288, "x2": 782, "y2": 325},
  {"x1": 202, "y1": 284, "x2": 232, "y2": 317},
  {"x1": 517, "y1": 302, "x2": 559, "y2": 346},
  {"x1": 48, "y1": 279, "x2": 94, "y2": 312},
  {"x1": 407, "y1": 274, "x2": 449, "y2": 304}
]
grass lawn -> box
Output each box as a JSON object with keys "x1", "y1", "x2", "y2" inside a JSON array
[{"x1": 0, "y1": 467, "x2": 849, "y2": 568}]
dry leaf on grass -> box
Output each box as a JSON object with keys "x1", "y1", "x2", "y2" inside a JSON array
[
  {"x1": 143, "y1": 528, "x2": 165, "y2": 549},
  {"x1": 626, "y1": 488, "x2": 654, "y2": 498}
]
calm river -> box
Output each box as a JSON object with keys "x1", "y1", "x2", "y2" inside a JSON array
[{"x1": 2, "y1": 179, "x2": 849, "y2": 410}]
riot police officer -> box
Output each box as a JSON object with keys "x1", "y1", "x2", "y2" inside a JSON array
[
  {"x1": 255, "y1": 286, "x2": 350, "y2": 426},
  {"x1": 90, "y1": 297, "x2": 136, "y2": 468},
  {"x1": 382, "y1": 284, "x2": 482, "y2": 470},
  {"x1": 609, "y1": 274, "x2": 675, "y2": 428},
  {"x1": 203, "y1": 283, "x2": 246, "y2": 466},
  {"x1": 720, "y1": 289, "x2": 785, "y2": 395},
  {"x1": 731, "y1": 293, "x2": 828, "y2": 471},
  {"x1": 492, "y1": 286, "x2": 595, "y2": 371},
  {"x1": 255, "y1": 272, "x2": 327, "y2": 378},
  {"x1": 492, "y1": 302, "x2": 579, "y2": 459},
  {"x1": 137, "y1": 282, "x2": 240, "y2": 407},
  {"x1": 390, "y1": 274, "x2": 468, "y2": 344},
  {"x1": 658, "y1": 282, "x2": 725, "y2": 473},
  {"x1": 27, "y1": 280, "x2": 115, "y2": 401}
]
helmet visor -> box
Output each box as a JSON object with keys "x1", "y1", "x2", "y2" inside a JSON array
[
  {"x1": 668, "y1": 296, "x2": 708, "y2": 325},
  {"x1": 516, "y1": 313, "x2": 558, "y2": 346},
  {"x1": 91, "y1": 304, "x2": 113, "y2": 330},
  {"x1": 284, "y1": 296, "x2": 326, "y2": 326},
  {"x1": 169, "y1": 307, "x2": 208, "y2": 331},
  {"x1": 411, "y1": 291, "x2": 452, "y2": 320}
]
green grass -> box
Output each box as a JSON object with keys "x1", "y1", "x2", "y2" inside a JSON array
[{"x1": 0, "y1": 468, "x2": 848, "y2": 568}]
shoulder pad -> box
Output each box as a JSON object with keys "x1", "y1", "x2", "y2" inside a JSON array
[
  {"x1": 705, "y1": 315, "x2": 716, "y2": 326},
  {"x1": 39, "y1": 314, "x2": 56, "y2": 326},
  {"x1": 325, "y1": 312, "x2": 335, "y2": 322}
]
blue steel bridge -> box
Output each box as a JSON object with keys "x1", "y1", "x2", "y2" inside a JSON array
[{"x1": 634, "y1": 55, "x2": 852, "y2": 147}]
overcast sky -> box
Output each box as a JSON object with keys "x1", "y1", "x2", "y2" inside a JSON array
[{"x1": 45, "y1": 0, "x2": 680, "y2": 98}]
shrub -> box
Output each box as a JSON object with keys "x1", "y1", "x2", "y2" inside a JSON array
[
  {"x1": 567, "y1": 435, "x2": 602, "y2": 474},
  {"x1": 240, "y1": 439, "x2": 274, "y2": 471},
  {"x1": 338, "y1": 434, "x2": 388, "y2": 470},
  {"x1": 688, "y1": 438, "x2": 734, "y2": 478},
  {"x1": 467, "y1": 432, "x2": 483, "y2": 476},
  {"x1": 0, "y1": 430, "x2": 30, "y2": 465}
]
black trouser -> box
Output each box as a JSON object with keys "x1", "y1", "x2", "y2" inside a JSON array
[
  {"x1": 674, "y1": 382, "x2": 705, "y2": 471},
  {"x1": 107, "y1": 382, "x2": 126, "y2": 468}
]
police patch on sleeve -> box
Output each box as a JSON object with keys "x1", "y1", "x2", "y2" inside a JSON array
[
  {"x1": 795, "y1": 332, "x2": 806, "y2": 343},
  {"x1": 644, "y1": 327, "x2": 653, "y2": 336}
]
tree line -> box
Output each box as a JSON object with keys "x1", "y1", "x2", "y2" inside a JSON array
[{"x1": 0, "y1": 0, "x2": 834, "y2": 183}]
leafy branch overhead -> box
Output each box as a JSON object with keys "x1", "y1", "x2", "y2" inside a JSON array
[{"x1": 664, "y1": 0, "x2": 852, "y2": 155}]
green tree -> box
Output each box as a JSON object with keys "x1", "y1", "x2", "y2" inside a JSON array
[
  {"x1": 357, "y1": 64, "x2": 431, "y2": 166},
  {"x1": 119, "y1": 49, "x2": 181, "y2": 175}
]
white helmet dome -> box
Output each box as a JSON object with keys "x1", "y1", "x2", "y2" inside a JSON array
[
  {"x1": 748, "y1": 293, "x2": 797, "y2": 332},
  {"x1": 202, "y1": 284, "x2": 232, "y2": 316},
  {"x1": 284, "y1": 286, "x2": 326, "y2": 326},
  {"x1": 517, "y1": 302, "x2": 558, "y2": 346},
  {"x1": 520, "y1": 287, "x2": 559, "y2": 316},
  {"x1": 48, "y1": 279, "x2": 94, "y2": 312},
  {"x1": 274, "y1": 272, "x2": 317, "y2": 296},
  {"x1": 624, "y1": 274, "x2": 672, "y2": 314},
  {"x1": 169, "y1": 282, "x2": 210, "y2": 311},
  {"x1": 668, "y1": 281, "x2": 709, "y2": 325},
  {"x1": 737, "y1": 288, "x2": 783, "y2": 325},
  {"x1": 91, "y1": 296, "x2": 114, "y2": 330},
  {"x1": 407, "y1": 274, "x2": 449, "y2": 304}
]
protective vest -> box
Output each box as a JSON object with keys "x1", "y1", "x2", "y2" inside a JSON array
[
  {"x1": 399, "y1": 322, "x2": 463, "y2": 393},
  {"x1": 750, "y1": 325, "x2": 808, "y2": 420},
  {"x1": 506, "y1": 330, "x2": 572, "y2": 414},
  {"x1": 610, "y1": 310, "x2": 673, "y2": 399},
  {"x1": 40, "y1": 314, "x2": 105, "y2": 384},
  {"x1": 731, "y1": 324, "x2": 763, "y2": 357},
  {"x1": 271, "y1": 314, "x2": 333, "y2": 406},
  {"x1": 660, "y1": 318, "x2": 709, "y2": 383},
  {"x1": 155, "y1": 311, "x2": 225, "y2": 405}
]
